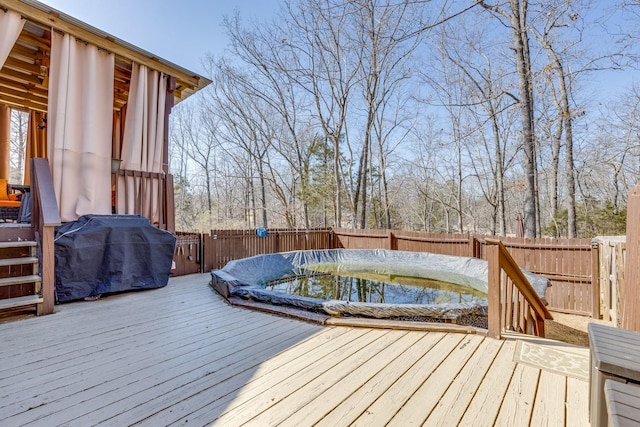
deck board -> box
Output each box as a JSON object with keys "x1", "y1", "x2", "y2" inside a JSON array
[
  {"x1": 312, "y1": 332, "x2": 447, "y2": 426},
  {"x1": 459, "y1": 339, "x2": 519, "y2": 427},
  {"x1": 530, "y1": 370, "x2": 567, "y2": 426},
  {"x1": 0, "y1": 273, "x2": 591, "y2": 426},
  {"x1": 387, "y1": 334, "x2": 486, "y2": 425},
  {"x1": 494, "y1": 363, "x2": 540, "y2": 426},
  {"x1": 425, "y1": 337, "x2": 505, "y2": 426}
]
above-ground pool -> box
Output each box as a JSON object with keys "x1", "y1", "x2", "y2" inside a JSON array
[{"x1": 211, "y1": 249, "x2": 549, "y2": 321}]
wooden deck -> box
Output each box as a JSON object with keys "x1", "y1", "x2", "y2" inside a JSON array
[{"x1": 0, "y1": 273, "x2": 590, "y2": 426}]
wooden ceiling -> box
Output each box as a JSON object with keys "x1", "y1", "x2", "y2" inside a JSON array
[
  {"x1": 0, "y1": 21, "x2": 50, "y2": 112},
  {"x1": 0, "y1": 0, "x2": 211, "y2": 113}
]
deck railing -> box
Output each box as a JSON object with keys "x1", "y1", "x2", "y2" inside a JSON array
[
  {"x1": 485, "y1": 238, "x2": 553, "y2": 339},
  {"x1": 114, "y1": 169, "x2": 175, "y2": 232},
  {"x1": 30, "y1": 158, "x2": 61, "y2": 315}
]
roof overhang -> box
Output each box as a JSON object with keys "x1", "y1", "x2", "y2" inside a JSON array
[{"x1": 0, "y1": 0, "x2": 211, "y2": 111}]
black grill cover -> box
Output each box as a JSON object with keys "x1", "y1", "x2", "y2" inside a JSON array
[{"x1": 54, "y1": 215, "x2": 176, "y2": 302}]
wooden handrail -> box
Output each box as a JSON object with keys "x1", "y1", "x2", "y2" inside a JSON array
[
  {"x1": 114, "y1": 168, "x2": 173, "y2": 231},
  {"x1": 486, "y1": 238, "x2": 553, "y2": 339},
  {"x1": 31, "y1": 158, "x2": 61, "y2": 315}
]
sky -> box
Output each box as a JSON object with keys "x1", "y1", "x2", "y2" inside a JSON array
[
  {"x1": 38, "y1": 0, "x2": 281, "y2": 77},
  {"x1": 37, "y1": 0, "x2": 638, "y2": 97}
]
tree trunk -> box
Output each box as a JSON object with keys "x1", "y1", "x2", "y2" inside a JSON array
[
  {"x1": 558, "y1": 65, "x2": 577, "y2": 238},
  {"x1": 509, "y1": 0, "x2": 537, "y2": 237},
  {"x1": 550, "y1": 116, "x2": 562, "y2": 233},
  {"x1": 258, "y1": 162, "x2": 268, "y2": 228},
  {"x1": 333, "y1": 136, "x2": 342, "y2": 227}
]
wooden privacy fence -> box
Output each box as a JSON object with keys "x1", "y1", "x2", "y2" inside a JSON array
[
  {"x1": 172, "y1": 227, "x2": 606, "y2": 317},
  {"x1": 201, "y1": 229, "x2": 332, "y2": 272},
  {"x1": 594, "y1": 236, "x2": 626, "y2": 327},
  {"x1": 332, "y1": 228, "x2": 597, "y2": 317},
  {"x1": 172, "y1": 232, "x2": 202, "y2": 277},
  {"x1": 171, "y1": 228, "x2": 333, "y2": 275}
]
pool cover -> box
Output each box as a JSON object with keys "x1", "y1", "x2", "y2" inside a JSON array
[{"x1": 211, "y1": 249, "x2": 550, "y2": 319}]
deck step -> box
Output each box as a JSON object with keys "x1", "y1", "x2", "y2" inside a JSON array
[
  {"x1": 0, "y1": 257, "x2": 38, "y2": 267},
  {"x1": 0, "y1": 275, "x2": 41, "y2": 287},
  {"x1": 0, "y1": 295, "x2": 43, "y2": 310},
  {"x1": 0, "y1": 240, "x2": 37, "y2": 249}
]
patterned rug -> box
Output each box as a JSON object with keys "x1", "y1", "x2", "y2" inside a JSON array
[{"x1": 514, "y1": 340, "x2": 589, "y2": 381}]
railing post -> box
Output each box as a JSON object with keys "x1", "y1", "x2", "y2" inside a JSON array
[
  {"x1": 37, "y1": 226, "x2": 55, "y2": 315},
  {"x1": 165, "y1": 174, "x2": 175, "y2": 233},
  {"x1": 487, "y1": 244, "x2": 502, "y2": 339},
  {"x1": 591, "y1": 241, "x2": 601, "y2": 319},
  {"x1": 31, "y1": 158, "x2": 61, "y2": 316},
  {"x1": 468, "y1": 234, "x2": 474, "y2": 257}
]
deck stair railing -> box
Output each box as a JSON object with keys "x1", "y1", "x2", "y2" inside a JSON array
[
  {"x1": 486, "y1": 238, "x2": 553, "y2": 339},
  {"x1": 30, "y1": 158, "x2": 61, "y2": 315}
]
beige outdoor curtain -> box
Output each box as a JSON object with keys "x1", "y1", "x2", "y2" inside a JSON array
[
  {"x1": 0, "y1": 106, "x2": 9, "y2": 181},
  {"x1": 48, "y1": 31, "x2": 114, "y2": 222},
  {"x1": 0, "y1": 10, "x2": 25, "y2": 181},
  {"x1": 118, "y1": 63, "x2": 167, "y2": 223},
  {"x1": 0, "y1": 9, "x2": 24, "y2": 65},
  {"x1": 23, "y1": 110, "x2": 47, "y2": 185}
]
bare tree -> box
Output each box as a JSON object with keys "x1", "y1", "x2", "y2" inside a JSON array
[{"x1": 477, "y1": 0, "x2": 539, "y2": 236}]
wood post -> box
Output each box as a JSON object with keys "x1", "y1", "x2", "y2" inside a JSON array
[
  {"x1": 591, "y1": 241, "x2": 601, "y2": 319},
  {"x1": 623, "y1": 184, "x2": 640, "y2": 331},
  {"x1": 388, "y1": 230, "x2": 395, "y2": 250},
  {"x1": 487, "y1": 244, "x2": 502, "y2": 339},
  {"x1": 165, "y1": 174, "x2": 175, "y2": 233},
  {"x1": 31, "y1": 158, "x2": 61, "y2": 315},
  {"x1": 37, "y1": 226, "x2": 55, "y2": 315},
  {"x1": 0, "y1": 105, "x2": 10, "y2": 180},
  {"x1": 469, "y1": 234, "x2": 478, "y2": 258}
]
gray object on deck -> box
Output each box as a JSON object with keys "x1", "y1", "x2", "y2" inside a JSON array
[
  {"x1": 54, "y1": 215, "x2": 176, "y2": 302},
  {"x1": 605, "y1": 380, "x2": 640, "y2": 427},
  {"x1": 589, "y1": 323, "x2": 640, "y2": 427}
]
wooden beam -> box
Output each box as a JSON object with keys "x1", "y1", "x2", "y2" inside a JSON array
[
  {"x1": 487, "y1": 244, "x2": 502, "y2": 339},
  {"x1": 0, "y1": 94, "x2": 47, "y2": 112},
  {"x1": 113, "y1": 79, "x2": 129, "y2": 92},
  {"x1": 0, "y1": 67, "x2": 44, "y2": 86},
  {"x1": 9, "y1": 43, "x2": 40, "y2": 59},
  {"x1": 0, "y1": 77, "x2": 47, "y2": 98},
  {"x1": 0, "y1": 85, "x2": 47, "y2": 107},
  {"x1": 4, "y1": 56, "x2": 41, "y2": 75},
  {"x1": 18, "y1": 31, "x2": 51, "y2": 50}
]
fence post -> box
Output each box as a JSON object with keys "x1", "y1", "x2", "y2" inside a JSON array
[
  {"x1": 623, "y1": 184, "x2": 640, "y2": 331},
  {"x1": 388, "y1": 230, "x2": 395, "y2": 250},
  {"x1": 591, "y1": 241, "x2": 600, "y2": 319},
  {"x1": 469, "y1": 234, "x2": 480, "y2": 258},
  {"x1": 487, "y1": 244, "x2": 502, "y2": 339}
]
